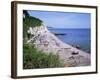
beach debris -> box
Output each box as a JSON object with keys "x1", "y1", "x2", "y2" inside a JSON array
[
  {"x1": 52, "y1": 32, "x2": 66, "y2": 36},
  {"x1": 71, "y1": 51, "x2": 79, "y2": 55},
  {"x1": 75, "y1": 45, "x2": 81, "y2": 49}
]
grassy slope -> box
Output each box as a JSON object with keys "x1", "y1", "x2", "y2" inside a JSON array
[{"x1": 23, "y1": 44, "x2": 64, "y2": 69}]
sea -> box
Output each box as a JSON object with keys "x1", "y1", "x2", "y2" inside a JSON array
[{"x1": 48, "y1": 28, "x2": 91, "y2": 53}]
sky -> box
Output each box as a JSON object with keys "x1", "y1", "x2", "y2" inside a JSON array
[{"x1": 27, "y1": 10, "x2": 91, "y2": 29}]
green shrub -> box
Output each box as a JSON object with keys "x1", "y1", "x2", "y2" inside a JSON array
[
  {"x1": 23, "y1": 11, "x2": 43, "y2": 39},
  {"x1": 23, "y1": 16, "x2": 42, "y2": 27},
  {"x1": 23, "y1": 44, "x2": 64, "y2": 69}
]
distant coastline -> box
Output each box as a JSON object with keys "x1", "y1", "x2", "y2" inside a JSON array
[{"x1": 47, "y1": 26, "x2": 90, "y2": 29}]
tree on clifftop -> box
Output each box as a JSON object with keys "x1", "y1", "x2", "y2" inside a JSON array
[{"x1": 23, "y1": 10, "x2": 30, "y2": 17}]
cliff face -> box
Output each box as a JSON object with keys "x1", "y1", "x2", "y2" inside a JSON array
[{"x1": 26, "y1": 24, "x2": 91, "y2": 67}]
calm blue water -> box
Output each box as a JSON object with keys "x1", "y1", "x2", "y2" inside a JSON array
[{"x1": 48, "y1": 28, "x2": 91, "y2": 53}]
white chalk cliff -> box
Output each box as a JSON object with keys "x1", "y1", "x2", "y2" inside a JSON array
[{"x1": 27, "y1": 24, "x2": 90, "y2": 67}]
